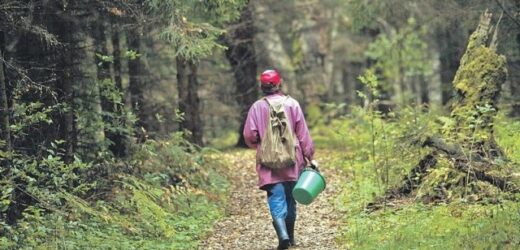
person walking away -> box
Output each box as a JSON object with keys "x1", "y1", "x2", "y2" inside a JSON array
[{"x1": 243, "y1": 69, "x2": 315, "y2": 249}]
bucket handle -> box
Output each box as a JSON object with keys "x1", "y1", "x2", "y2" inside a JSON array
[{"x1": 305, "y1": 157, "x2": 320, "y2": 172}]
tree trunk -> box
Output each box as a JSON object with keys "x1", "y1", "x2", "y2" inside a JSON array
[
  {"x1": 222, "y1": 1, "x2": 259, "y2": 147},
  {"x1": 74, "y1": 24, "x2": 104, "y2": 160},
  {"x1": 419, "y1": 74, "x2": 430, "y2": 106},
  {"x1": 290, "y1": 4, "x2": 330, "y2": 107},
  {"x1": 61, "y1": 54, "x2": 77, "y2": 163},
  {"x1": 324, "y1": 10, "x2": 338, "y2": 102},
  {"x1": 58, "y1": 4, "x2": 106, "y2": 161},
  {"x1": 93, "y1": 20, "x2": 127, "y2": 157},
  {"x1": 55, "y1": 16, "x2": 78, "y2": 164},
  {"x1": 449, "y1": 11, "x2": 507, "y2": 158},
  {"x1": 109, "y1": 28, "x2": 127, "y2": 156},
  {"x1": 112, "y1": 29, "x2": 123, "y2": 97},
  {"x1": 0, "y1": 31, "x2": 11, "y2": 155},
  {"x1": 94, "y1": 21, "x2": 112, "y2": 90},
  {"x1": 176, "y1": 57, "x2": 203, "y2": 146},
  {"x1": 397, "y1": 42, "x2": 407, "y2": 105},
  {"x1": 127, "y1": 28, "x2": 148, "y2": 136},
  {"x1": 341, "y1": 61, "x2": 364, "y2": 111},
  {"x1": 510, "y1": 33, "x2": 520, "y2": 117},
  {"x1": 437, "y1": 22, "x2": 465, "y2": 105}
]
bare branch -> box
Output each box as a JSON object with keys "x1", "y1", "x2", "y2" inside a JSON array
[{"x1": 494, "y1": 0, "x2": 520, "y2": 29}]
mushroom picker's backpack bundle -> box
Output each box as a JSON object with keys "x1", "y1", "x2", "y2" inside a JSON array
[{"x1": 258, "y1": 96, "x2": 297, "y2": 169}]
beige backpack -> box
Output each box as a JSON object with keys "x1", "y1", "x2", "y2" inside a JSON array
[{"x1": 258, "y1": 96, "x2": 297, "y2": 169}]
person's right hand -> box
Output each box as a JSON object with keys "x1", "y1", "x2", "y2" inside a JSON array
[{"x1": 310, "y1": 160, "x2": 319, "y2": 170}]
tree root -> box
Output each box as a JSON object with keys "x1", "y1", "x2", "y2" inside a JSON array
[
  {"x1": 423, "y1": 136, "x2": 519, "y2": 192},
  {"x1": 390, "y1": 153, "x2": 438, "y2": 197}
]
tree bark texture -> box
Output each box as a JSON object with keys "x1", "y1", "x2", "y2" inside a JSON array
[
  {"x1": 222, "y1": 1, "x2": 259, "y2": 147},
  {"x1": 341, "y1": 61, "x2": 365, "y2": 110},
  {"x1": 127, "y1": 28, "x2": 148, "y2": 132},
  {"x1": 418, "y1": 74, "x2": 430, "y2": 106},
  {"x1": 94, "y1": 21, "x2": 112, "y2": 93},
  {"x1": 510, "y1": 33, "x2": 520, "y2": 117},
  {"x1": 53, "y1": 10, "x2": 78, "y2": 164},
  {"x1": 93, "y1": 20, "x2": 126, "y2": 157},
  {"x1": 74, "y1": 23, "x2": 105, "y2": 160},
  {"x1": 109, "y1": 28, "x2": 127, "y2": 156},
  {"x1": 112, "y1": 29, "x2": 123, "y2": 96},
  {"x1": 176, "y1": 57, "x2": 203, "y2": 146},
  {"x1": 53, "y1": 3, "x2": 104, "y2": 162},
  {"x1": 437, "y1": 22, "x2": 465, "y2": 105},
  {"x1": 0, "y1": 31, "x2": 11, "y2": 154}
]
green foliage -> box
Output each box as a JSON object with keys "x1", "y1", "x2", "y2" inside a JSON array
[
  {"x1": 365, "y1": 18, "x2": 431, "y2": 103},
  {"x1": 306, "y1": 102, "x2": 348, "y2": 128},
  {"x1": 1, "y1": 134, "x2": 230, "y2": 249},
  {"x1": 3, "y1": 142, "x2": 94, "y2": 204},
  {"x1": 314, "y1": 106, "x2": 435, "y2": 207},
  {"x1": 1, "y1": 183, "x2": 225, "y2": 249},
  {"x1": 9, "y1": 101, "x2": 55, "y2": 133},
  {"x1": 344, "y1": 0, "x2": 406, "y2": 32},
  {"x1": 96, "y1": 53, "x2": 114, "y2": 64},
  {"x1": 146, "y1": 0, "x2": 247, "y2": 60},
  {"x1": 366, "y1": 18, "x2": 431, "y2": 75},
  {"x1": 124, "y1": 50, "x2": 141, "y2": 60},
  {"x1": 357, "y1": 68, "x2": 379, "y2": 98},
  {"x1": 131, "y1": 132, "x2": 201, "y2": 177}
]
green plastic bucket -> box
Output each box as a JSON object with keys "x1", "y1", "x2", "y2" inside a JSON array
[{"x1": 292, "y1": 168, "x2": 326, "y2": 205}]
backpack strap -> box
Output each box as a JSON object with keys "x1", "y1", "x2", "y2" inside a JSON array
[
  {"x1": 263, "y1": 96, "x2": 290, "y2": 137},
  {"x1": 263, "y1": 95, "x2": 289, "y2": 110},
  {"x1": 262, "y1": 97, "x2": 271, "y2": 108}
]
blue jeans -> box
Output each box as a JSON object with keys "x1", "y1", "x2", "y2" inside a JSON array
[{"x1": 265, "y1": 182, "x2": 297, "y2": 221}]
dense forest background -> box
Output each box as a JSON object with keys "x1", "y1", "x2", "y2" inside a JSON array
[{"x1": 1, "y1": 0, "x2": 520, "y2": 249}]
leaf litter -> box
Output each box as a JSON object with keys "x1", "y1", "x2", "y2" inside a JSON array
[{"x1": 201, "y1": 149, "x2": 344, "y2": 250}]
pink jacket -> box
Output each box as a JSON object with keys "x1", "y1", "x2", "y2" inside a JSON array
[{"x1": 243, "y1": 93, "x2": 314, "y2": 188}]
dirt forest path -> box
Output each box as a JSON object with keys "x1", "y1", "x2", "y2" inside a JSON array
[{"x1": 202, "y1": 149, "x2": 344, "y2": 250}]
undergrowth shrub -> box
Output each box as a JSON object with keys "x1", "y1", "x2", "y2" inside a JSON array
[
  {"x1": 313, "y1": 106, "x2": 437, "y2": 210},
  {"x1": 0, "y1": 133, "x2": 230, "y2": 249}
]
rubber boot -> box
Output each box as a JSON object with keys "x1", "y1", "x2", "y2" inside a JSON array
[
  {"x1": 272, "y1": 218, "x2": 290, "y2": 250},
  {"x1": 286, "y1": 219, "x2": 295, "y2": 246}
]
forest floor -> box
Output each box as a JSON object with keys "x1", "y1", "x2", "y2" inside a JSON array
[{"x1": 201, "y1": 149, "x2": 344, "y2": 250}]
